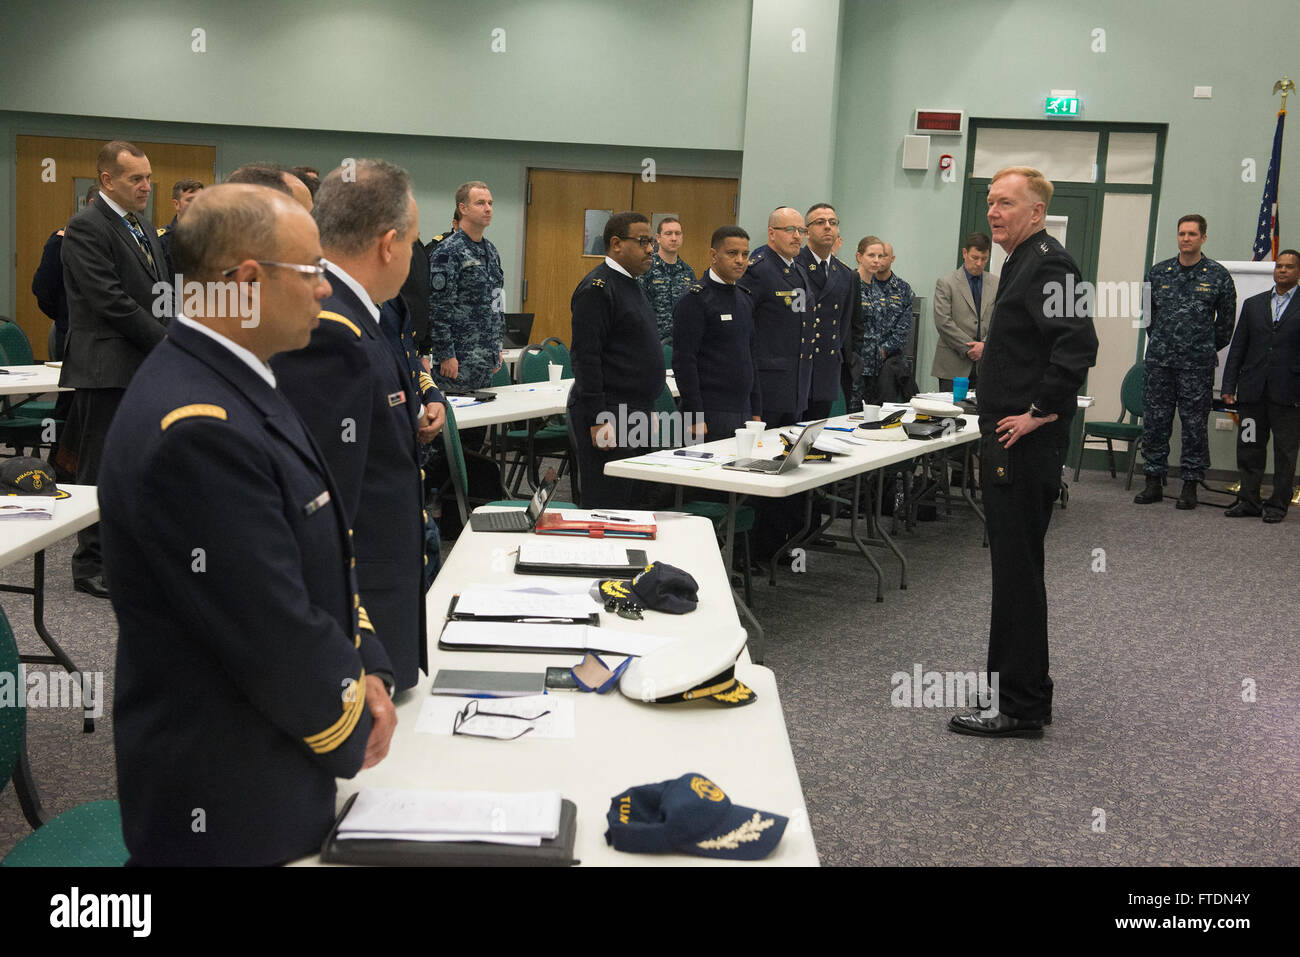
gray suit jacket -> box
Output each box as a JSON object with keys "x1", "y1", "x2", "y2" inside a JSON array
[
  {"x1": 931, "y1": 266, "x2": 997, "y2": 381},
  {"x1": 59, "y1": 195, "x2": 170, "y2": 390}
]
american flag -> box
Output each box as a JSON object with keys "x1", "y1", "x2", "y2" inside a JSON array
[{"x1": 1252, "y1": 110, "x2": 1285, "y2": 261}]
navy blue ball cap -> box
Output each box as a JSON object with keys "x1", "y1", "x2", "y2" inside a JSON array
[
  {"x1": 605, "y1": 773, "x2": 788, "y2": 860},
  {"x1": 629, "y1": 562, "x2": 698, "y2": 614},
  {"x1": 0, "y1": 456, "x2": 61, "y2": 496}
]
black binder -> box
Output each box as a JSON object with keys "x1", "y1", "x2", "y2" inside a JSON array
[{"x1": 319, "y1": 793, "x2": 579, "y2": 867}]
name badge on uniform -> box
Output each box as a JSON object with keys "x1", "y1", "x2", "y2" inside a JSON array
[
  {"x1": 720, "y1": 313, "x2": 733, "y2": 322},
  {"x1": 388, "y1": 391, "x2": 407, "y2": 407},
  {"x1": 303, "y1": 490, "x2": 331, "y2": 516}
]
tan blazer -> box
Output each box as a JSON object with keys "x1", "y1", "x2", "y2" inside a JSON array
[{"x1": 931, "y1": 266, "x2": 998, "y2": 381}]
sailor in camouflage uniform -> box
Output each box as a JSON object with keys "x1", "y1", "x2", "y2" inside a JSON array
[
  {"x1": 637, "y1": 216, "x2": 696, "y2": 343},
  {"x1": 428, "y1": 182, "x2": 504, "y2": 391},
  {"x1": 855, "y1": 237, "x2": 914, "y2": 405},
  {"x1": 1134, "y1": 215, "x2": 1236, "y2": 509}
]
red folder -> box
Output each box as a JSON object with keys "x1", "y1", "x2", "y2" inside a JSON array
[{"x1": 533, "y1": 513, "x2": 657, "y2": 539}]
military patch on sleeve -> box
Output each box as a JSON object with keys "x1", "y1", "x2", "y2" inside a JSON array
[
  {"x1": 160, "y1": 404, "x2": 228, "y2": 431},
  {"x1": 591, "y1": 278, "x2": 606, "y2": 288},
  {"x1": 689, "y1": 283, "x2": 704, "y2": 294},
  {"x1": 430, "y1": 272, "x2": 447, "y2": 291}
]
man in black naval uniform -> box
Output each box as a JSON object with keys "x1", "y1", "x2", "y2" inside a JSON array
[
  {"x1": 673, "y1": 225, "x2": 762, "y2": 440},
  {"x1": 273, "y1": 159, "x2": 439, "y2": 693},
  {"x1": 744, "y1": 207, "x2": 814, "y2": 427},
  {"x1": 568, "y1": 211, "x2": 666, "y2": 508},
  {"x1": 101, "y1": 185, "x2": 397, "y2": 865},
  {"x1": 155, "y1": 178, "x2": 203, "y2": 274},
  {"x1": 949, "y1": 166, "x2": 1097, "y2": 739},
  {"x1": 797, "y1": 203, "x2": 862, "y2": 418}
]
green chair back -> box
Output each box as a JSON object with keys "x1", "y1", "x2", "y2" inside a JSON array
[
  {"x1": 663, "y1": 343, "x2": 673, "y2": 370},
  {"x1": 652, "y1": 383, "x2": 681, "y2": 447},
  {"x1": 540, "y1": 337, "x2": 572, "y2": 378},
  {"x1": 491, "y1": 364, "x2": 512, "y2": 387},
  {"x1": 0, "y1": 605, "x2": 24, "y2": 796},
  {"x1": 439, "y1": 400, "x2": 470, "y2": 525},
  {"x1": 519, "y1": 344, "x2": 551, "y2": 384},
  {"x1": 1119, "y1": 363, "x2": 1144, "y2": 421},
  {"x1": 0, "y1": 322, "x2": 35, "y2": 366},
  {"x1": 829, "y1": 385, "x2": 847, "y2": 418}
]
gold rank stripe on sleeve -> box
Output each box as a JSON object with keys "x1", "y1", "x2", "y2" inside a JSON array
[
  {"x1": 303, "y1": 669, "x2": 367, "y2": 754},
  {"x1": 357, "y1": 605, "x2": 375, "y2": 634},
  {"x1": 318, "y1": 310, "x2": 362, "y2": 338},
  {"x1": 160, "y1": 404, "x2": 228, "y2": 431},
  {"x1": 418, "y1": 371, "x2": 435, "y2": 393}
]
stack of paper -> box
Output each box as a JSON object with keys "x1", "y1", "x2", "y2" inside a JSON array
[
  {"x1": 0, "y1": 496, "x2": 56, "y2": 520},
  {"x1": 337, "y1": 787, "x2": 563, "y2": 846},
  {"x1": 454, "y1": 584, "x2": 600, "y2": 618}
]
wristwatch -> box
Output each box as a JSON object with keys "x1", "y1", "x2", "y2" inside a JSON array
[{"x1": 1029, "y1": 403, "x2": 1051, "y2": 418}]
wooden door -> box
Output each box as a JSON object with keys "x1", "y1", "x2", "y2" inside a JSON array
[
  {"x1": 15, "y1": 135, "x2": 215, "y2": 359},
  {"x1": 522, "y1": 169, "x2": 739, "y2": 346},
  {"x1": 523, "y1": 169, "x2": 632, "y2": 346},
  {"x1": 631, "y1": 175, "x2": 738, "y2": 283}
]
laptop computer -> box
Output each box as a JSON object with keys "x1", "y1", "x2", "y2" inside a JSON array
[
  {"x1": 503, "y1": 313, "x2": 535, "y2": 350},
  {"x1": 468, "y1": 471, "x2": 558, "y2": 532},
  {"x1": 722, "y1": 421, "x2": 826, "y2": 474}
]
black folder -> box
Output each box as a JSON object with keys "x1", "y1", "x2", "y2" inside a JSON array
[{"x1": 320, "y1": 793, "x2": 579, "y2": 867}]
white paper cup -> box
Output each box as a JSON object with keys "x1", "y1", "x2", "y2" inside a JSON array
[
  {"x1": 548, "y1": 363, "x2": 562, "y2": 382},
  {"x1": 861, "y1": 404, "x2": 881, "y2": 422},
  {"x1": 735, "y1": 428, "x2": 757, "y2": 458},
  {"x1": 745, "y1": 420, "x2": 765, "y2": 431}
]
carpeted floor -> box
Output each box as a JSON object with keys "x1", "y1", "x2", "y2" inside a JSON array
[{"x1": 2, "y1": 471, "x2": 1296, "y2": 865}]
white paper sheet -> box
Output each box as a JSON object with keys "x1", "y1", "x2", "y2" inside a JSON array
[
  {"x1": 453, "y1": 584, "x2": 600, "y2": 618},
  {"x1": 438, "y1": 621, "x2": 679, "y2": 657},
  {"x1": 518, "y1": 541, "x2": 632, "y2": 566},
  {"x1": 338, "y1": 787, "x2": 562, "y2": 840}
]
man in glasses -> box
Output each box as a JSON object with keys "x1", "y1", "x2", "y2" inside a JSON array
[
  {"x1": 272, "y1": 159, "x2": 440, "y2": 694},
  {"x1": 797, "y1": 203, "x2": 862, "y2": 418},
  {"x1": 100, "y1": 184, "x2": 397, "y2": 864},
  {"x1": 568, "y1": 210, "x2": 666, "y2": 507},
  {"x1": 743, "y1": 206, "x2": 814, "y2": 427}
]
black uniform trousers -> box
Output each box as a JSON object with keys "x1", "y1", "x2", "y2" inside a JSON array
[
  {"x1": 569, "y1": 400, "x2": 654, "y2": 509},
  {"x1": 1235, "y1": 401, "x2": 1300, "y2": 513},
  {"x1": 66, "y1": 387, "x2": 125, "y2": 581},
  {"x1": 980, "y1": 429, "x2": 1063, "y2": 722}
]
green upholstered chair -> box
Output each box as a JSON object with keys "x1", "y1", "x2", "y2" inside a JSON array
[
  {"x1": 0, "y1": 604, "x2": 127, "y2": 866},
  {"x1": 1074, "y1": 363, "x2": 1144, "y2": 489}
]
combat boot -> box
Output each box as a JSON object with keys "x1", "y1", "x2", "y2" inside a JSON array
[
  {"x1": 1133, "y1": 475, "x2": 1163, "y2": 504},
  {"x1": 1176, "y1": 480, "x2": 1198, "y2": 510}
]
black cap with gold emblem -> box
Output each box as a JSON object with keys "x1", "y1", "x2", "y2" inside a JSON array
[{"x1": 0, "y1": 456, "x2": 67, "y2": 498}]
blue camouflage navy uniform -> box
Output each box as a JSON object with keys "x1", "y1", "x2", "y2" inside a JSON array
[
  {"x1": 428, "y1": 228, "x2": 505, "y2": 390},
  {"x1": 857, "y1": 272, "x2": 914, "y2": 405},
  {"x1": 1140, "y1": 254, "x2": 1236, "y2": 480},
  {"x1": 272, "y1": 263, "x2": 428, "y2": 692},
  {"x1": 101, "y1": 318, "x2": 392, "y2": 865},
  {"x1": 638, "y1": 252, "x2": 696, "y2": 344},
  {"x1": 671, "y1": 270, "x2": 761, "y2": 439},
  {"x1": 743, "y1": 244, "x2": 814, "y2": 427},
  {"x1": 796, "y1": 247, "x2": 863, "y2": 417}
]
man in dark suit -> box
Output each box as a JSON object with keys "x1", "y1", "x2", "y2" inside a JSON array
[
  {"x1": 272, "y1": 159, "x2": 438, "y2": 693},
  {"x1": 100, "y1": 184, "x2": 396, "y2": 865},
  {"x1": 797, "y1": 203, "x2": 861, "y2": 418},
  {"x1": 932, "y1": 232, "x2": 999, "y2": 392},
  {"x1": 743, "y1": 207, "x2": 814, "y2": 427},
  {"x1": 59, "y1": 140, "x2": 171, "y2": 597},
  {"x1": 1222, "y1": 249, "x2": 1300, "y2": 523}
]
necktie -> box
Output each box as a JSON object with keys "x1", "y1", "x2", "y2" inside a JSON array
[
  {"x1": 972, "y1": 278, "x2": 982, "y2": 339},
  {"x1": 124, "y1": 213, "x2": 157, "y2": 274},
  {"x1": 1274, "y1": 295, "x2": 1286, "y2": 325}
]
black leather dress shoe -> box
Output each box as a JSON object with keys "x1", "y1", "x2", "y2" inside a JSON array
[
  {"x1": 947, "y1": 710, "x2": 1045, "y2": 738},
  {"x1": 74, "y1": 575, "x2": 110, "y2": 599},
  {"x1": 1224, "y1": 501, "x2": 1262, "y2": 518},
  {"x1": 1263, "y1": 508, "x2": 1287, "y2": 524}
]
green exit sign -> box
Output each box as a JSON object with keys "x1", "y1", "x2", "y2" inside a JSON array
[{"x1": 1046, "y1": 96, "x2": 1081, "y2": 116}]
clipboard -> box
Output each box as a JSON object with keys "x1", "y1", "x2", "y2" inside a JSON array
[{"x1": 320, "y1": 793, "x2": 579, "y2": 867}]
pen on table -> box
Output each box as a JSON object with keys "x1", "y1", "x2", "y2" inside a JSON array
[
  {"x1": 590, "y1": 512, "x2": 633, "y2": 522},
  {"x1": 824, "y1": 426, "x2": 856, "y2": 433},
  {"x1": 515, "y1": 617, "x2": 581, "y2": 623}
]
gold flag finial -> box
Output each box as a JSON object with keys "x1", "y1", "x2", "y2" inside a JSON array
[{"x1": 1274, "y1": 75, "x2": 1296, "y2": 112}]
